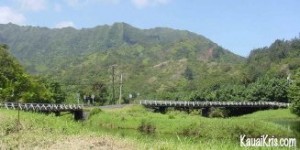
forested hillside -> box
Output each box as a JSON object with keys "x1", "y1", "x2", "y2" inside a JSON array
[
  {"x1": 191, "y1": 38, "x2": 300, "y2": 103},
  {"x1": 247, "y1": 38, "x2": 300, "y2": 80},
  {"x1": 0, "y1": 44, "x2": 61, "y2": 103},
  {"x1": 0, "y1": 23, "x2": 242, "y2": 73},
  {"x1": 0, "y1": 23, "x2": 299, "y2": 105},
  {"x1": 0, "y1": 23, "x2": 244, "y2": 103}
]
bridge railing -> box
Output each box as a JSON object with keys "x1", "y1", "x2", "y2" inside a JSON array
[
  {"x1": 0, "y1": 102, "x2": 84, "y2": 111},
  {"x1": 140, "y1": 100, "x2": 289, "y2": 108}
]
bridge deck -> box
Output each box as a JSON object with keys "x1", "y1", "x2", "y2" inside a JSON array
[{"x1": 140, "y1": 100, "x2": 289, "y2": 108}]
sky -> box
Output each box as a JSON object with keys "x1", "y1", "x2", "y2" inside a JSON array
[{"x1": 0, "y1": 0, "x2": 299, "y2": 57}]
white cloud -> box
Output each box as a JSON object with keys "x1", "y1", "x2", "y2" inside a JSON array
[
  {"x1": 55, "y1": 21, "x2": 75, "y2": 28},
  {"x1": 17, "y1": 0, "x2": 47, "y2": 11},
  {"x1": 64, "y1": 0, "x2": 120, "y2": 7},
  {"x1": 0, "y1": 6, "x2": 26, "y2": 24},
  {"x1": 131, "y1": 0, "x2": 148, "y2": 8},
  {"x1": 131, "y1": 0, "x2": 171, "y2": 9}
]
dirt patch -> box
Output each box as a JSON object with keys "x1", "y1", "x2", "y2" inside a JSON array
[
  {"x1": 153, "y1": 61, "x2": 168, "y2": 68},
  {"x1": 48, "y1": 135, "x2": 137, "y2": 150}
]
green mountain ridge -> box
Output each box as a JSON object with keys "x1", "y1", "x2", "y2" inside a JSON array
[
  {"x1": 1, "y1": 22, "x2": 299, "y2": 102},
  {"x1": 0, "y1": 23, "x2": 243, "y2": 66},
  {"x1": 0, "y1": 23, "x2": 244, "y2": 100}
]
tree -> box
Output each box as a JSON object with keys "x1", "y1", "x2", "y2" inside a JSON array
[
  {"x1": 0, "y1": 44, "x2": 30, "y2": 102},
  {"x1": 92, "y1": 82, "x2": 109, "y2": 105},
  {"x1": 183, "y1": 67, "x2": 194, "y2": 80},
  {"x1": 246, "y1": 77, "x2": 288, "y2": 102},
  {"x1": 288, "y1": 70, "x2": 300, "y2": 116},
  {"x1": 50, "y1": 82, "x2": 66, "y2": 104}
]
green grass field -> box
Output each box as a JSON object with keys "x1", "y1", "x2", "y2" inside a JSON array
[{"x1": 0, "y1": 106, "x2": 299, "y2": 149}]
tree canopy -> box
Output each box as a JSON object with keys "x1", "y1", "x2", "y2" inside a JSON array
[
  {"x1": 0, "y1": 44, "x2": 63, "y2": 103},
  {"x1": 288, "y1": 69, "x2": 300, "y2": 116}
]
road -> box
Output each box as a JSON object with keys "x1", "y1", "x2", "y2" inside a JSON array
[{"x1": 99, "y1": 104, "x2": 132, "y2": 109}]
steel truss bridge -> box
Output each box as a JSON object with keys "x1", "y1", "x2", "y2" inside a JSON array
[
  {"x1": 140, "y1": 100, "x2": 289, "y2": 116},
  {"x1": 0, "y1": 102, "x2": 84, "y2": 120}
]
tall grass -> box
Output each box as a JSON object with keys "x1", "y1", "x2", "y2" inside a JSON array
[
  {"x1": 1, "y1": 106, "x2": 298, "y2": 149},
  {"x1": 87, "y1": 105, "x2": 295, "y2": 138},
  {"x1": 85, "y1": 105, "x2": 298, "y2": 149}
]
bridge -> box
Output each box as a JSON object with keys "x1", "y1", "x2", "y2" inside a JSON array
[
  {"x1": 140, "y1": 100, "x2": 289, "y2": 116},
  {"x1": 0, "y1": 100, "x2": 290, "y2": 118},
  {"x1": 0, "y1": 102, "x2": 84, "y2": 120}
]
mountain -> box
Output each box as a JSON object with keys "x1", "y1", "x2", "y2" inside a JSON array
[{"x1": 0, "y1": 22, "x2": 244, "y2": 101}]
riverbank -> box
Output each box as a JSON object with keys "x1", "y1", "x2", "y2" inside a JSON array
[{"x1": 0, "y1": 106, "x2": 299, "y2": 149}]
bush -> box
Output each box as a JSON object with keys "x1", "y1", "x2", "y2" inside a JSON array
[
  {"x1": 138, "y1": 119, "x2": 156, "y2": 134},
  {"x1": 190, "y1": 109, "x2": 201, "y2": 116},
  {"x1": 177, "y1": 122, "x2": 201, "y2": 137},
  {"x1": 209, "y1": 107, "x2": 229, "y2": 118},
  {"x1": 89, "y1": 108, "x2": 102, "y2": 117},
  {"x1": 288, "y1": 69, "x2": 300, "y2": 116},
  {"x1": 126, "y1": 105, "x2": 147, "y2": 114},
  {"x1": 166, "y1": 109, "x2": 188, "y2": 118},
  {"x1": 168, "y1": 114, "x2": 175, "y2": 119}
]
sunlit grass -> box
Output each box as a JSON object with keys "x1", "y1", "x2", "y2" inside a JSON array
[
  {"x1": 0, "y1": 106, "x2": 298, "y2": 149},
  {"x1": 86, "y1": 106, "x2": 297, "y2": 149},
  {"x1": 240, "y1": 109, "x2": 299, "y2": 120}
]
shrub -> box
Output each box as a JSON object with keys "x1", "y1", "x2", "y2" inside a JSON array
[
  {"x1": 168, "y1": 114, "x2": 175, "y2": 119},
  {"x1": 177, "y1": 122, "x2": 201, "y2": 137},
  {"x1": 288, "y1": 69, "x2": 300, "y2": 116},
  {"x1": 209, "y1": 107, "x2": 229, "y2": 118},
  {"x1": 190, "y1": 109, "x2": 201, "y2": 116},
  {"x1": 138, "y1": 119, "x2": 156, "y2": 134},
  {"x1": 89, "y1": 108, "x2": 102, "y2": 118}
]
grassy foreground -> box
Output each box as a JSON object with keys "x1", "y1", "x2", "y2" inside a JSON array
[
  {"x1": 0, "y1": 106, "x2": 299, "y2": 149},
  {"x1": 0, "y1": 109, "x2": 136, "y2": 149}
]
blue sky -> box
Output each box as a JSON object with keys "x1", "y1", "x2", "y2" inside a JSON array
[{"x1": 0, "y1": 0, "x2": 299, "y2": 57}]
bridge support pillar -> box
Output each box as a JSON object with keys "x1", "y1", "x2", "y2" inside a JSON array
[
  {"x1": 74, "y1": 110, "x2": 84, "y2": 121},
  {"x1": 154, "y1": 107, "x2": 167, "y2": 114},
  {"x1": 201, "y1": 107, "x2": 210, "y2": 117},
  {"x1": 55, "y1": 111, "x2": 61, "y2": 116}
]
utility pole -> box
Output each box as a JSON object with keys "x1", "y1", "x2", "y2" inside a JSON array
[
  {"x1": 287, "y1": 73, "x2": 292, "y2": 85},
  {"x1": 119, "y1": 73, "x2": 123, "y2": 104},
  {"x1": 77, "y1": 93, "x2": 80, "y2": 104},
  {"x1": 111, "y1": 65, "x2": 117, "y2": 104}
]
